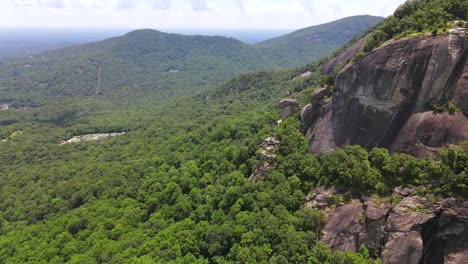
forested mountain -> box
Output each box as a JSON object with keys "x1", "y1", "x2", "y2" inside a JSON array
[
  {"x1": 257, "y1": 15, "x2": 383, "y2": 67},
  {"x1": 0, "y1": 30, "x2": 272, "y2": 104},
  {"x1": 0, "y1": 15, "x2": 382, "y2": 106},
  {"x1": 0, "y1": 0, "x2": 466, "y2": 263}
]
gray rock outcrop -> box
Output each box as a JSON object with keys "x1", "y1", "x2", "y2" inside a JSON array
[
  {"x1": 322, "y1": 202, "x2": 364, "y2": 252},
  {"x1": 279, "y1": 99, "x2": 300, "y2": 119},
  {"x1": 305, "y1": 187, "x2": 468, "y2": 264},
  {"x1": 300, "y1": 86, "x2": 336, "y2": 153},
  {"x1": 302, "y1": 28, "x2": 468, "y2": 157},
  {"x1": 249, "y1": 137, "x2": 280, "y2": 182},
  {"x1": 321, "y1": 36, "x2": 368, "y2": 75}
]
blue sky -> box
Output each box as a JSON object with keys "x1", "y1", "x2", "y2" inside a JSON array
[{"x1": 2, "y1": 0, "x2": 406, "y2": 29}]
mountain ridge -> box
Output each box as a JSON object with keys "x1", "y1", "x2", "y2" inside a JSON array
[{"x1": 0, "y1": 15, "x2": 383, "y2": 105}]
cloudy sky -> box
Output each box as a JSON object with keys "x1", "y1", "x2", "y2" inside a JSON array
[{"x1": 2, "y1": 0, "x2": 406, "y2": 29}]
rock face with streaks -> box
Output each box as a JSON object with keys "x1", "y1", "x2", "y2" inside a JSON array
[
  {"x1": 322, "y1": 202, "x2": 364, "y2": 252},
  {"x1": 301, "y1": 86, "x2": 336, "y2": 152},
  {"x1": 305, "y1": 187, "x2": 468, "y2": 264},
  {"x1": 301, "y1": 28, "x2": 468, "y2": 157},
  {"x1": 321, "y1": 36, "x2": 368, "y2": 75}
]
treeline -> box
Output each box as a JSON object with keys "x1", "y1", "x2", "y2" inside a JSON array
[{"x1": 364, "y1": 0, "x2": 467, "y2": 51}]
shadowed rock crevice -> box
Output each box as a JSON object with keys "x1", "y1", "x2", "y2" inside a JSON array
[{"x1": 420, "y1": 213, "x2": 445, "y2": 264}]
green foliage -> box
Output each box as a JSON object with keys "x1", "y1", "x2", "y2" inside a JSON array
[
  {"x1": 363, "y1": 0, "x2": 467, "y2": 52},
  {"x1": 0, "y1": 10, "x2": 465, "y2": 262},
  {"x1": 0, "y1": 65, "x2": 381, "y2": 263},
  {"x1": 272, "y1": 116, "x2": 468, "y2": 199},
  {"x1": 0, "y1": 60, "x2": 466, "y2": 263},
  {"x1": 431, "y1": 101, "x2": 460, "y2": 115}
]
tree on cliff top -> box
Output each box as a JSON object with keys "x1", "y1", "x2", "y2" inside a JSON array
[{"x1": 364, "y1": 0, "x2": 468, "y2": 52}]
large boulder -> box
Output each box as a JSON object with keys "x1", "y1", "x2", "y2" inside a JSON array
[
  {"x1": 279, "y1": 99, "x2": 300, "y2": 120},
  {"x1": 322, "y1": 202, "x2": 364, "y2": 252},
  {"x1": 386, "y1": 196, "x2": 439, "y2": 233},
  {"x1": 306, "y1": 187, "x2": 468, "y2": 263},
  {"x1": 382, "y1": 231, "x2": 423, "y2": 264},
  {"x1": 390, "y1": 112, "x2": 468, "y2": 157}
]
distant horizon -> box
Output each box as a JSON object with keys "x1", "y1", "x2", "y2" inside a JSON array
[
  {"x1": 0, "y1": 27, "x2": 295, "y2": 31},
  {"x1": 0, "y1": 26, "x2": 296, "y2": 48},
  {"x1": 0, "y1": 16, "x2": 375, "y2": 31},
  {"x1": 1, "y1": 0, "x2": 404, "y2": 29}
]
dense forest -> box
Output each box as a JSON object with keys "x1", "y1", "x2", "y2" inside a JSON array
[
  {"x1": 0, "y1": 61, "x2": 467, "y2": 263},
  {"x1": 0, "y1": 0, "x2": 466, "y2": 263}
]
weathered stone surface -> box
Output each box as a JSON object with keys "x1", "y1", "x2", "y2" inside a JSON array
[
  {"x1": 302, "y1": 29, "x2": 468, "y2": 157},
  {"x1": 441, "y1": 199, "x2": 468, "y2": 223},
  {"x1": 321, "y1": 36, "x2": 368, "y2": 75},
  {"x1": 382, "y1": 231, "x2": 423, "y2": 264},
  {"x1": 359, "y1": 197, "x2": 391, "y2": 255},
  {"x1": 305, "y1": 29, "x2": 468, "y2": 262},
  {"x1": 391, "y1": 112, "x2": 468, "y2": 157},
  {"x1": 310, "y1": 188, "x2": 468, "y2": 263},
  {"x1": 322, "y1": 202, "x2": 364, "y2": 252},
  {"x1": 453, "y1": 61, "x2": 468, "y2": 115},
  {"x1": 279, "y1": 99, "x2": 300, "y2": 119},
  {"x1": 249, "y1": 137, "x2": 279, "y2": 181},
  {"x1": 292, "y1": 71, "x2": 313, "y2": 80},
  {"x1": 304, "y1": 187, "x2": 337, "y2": 210},
  {"x1": 364, "y1": 197, "x2": 392, "y2": 221},
  {"x1": 420, "y1": 198, "x2": 468, "y2": 263},
  {"x1": 300, "y1": 94, "x2": 336, "y2": 153},
  {"x1": 444, "y1": 250, "x2": 468, "y2": 264},
  {"x1": 333, "y1": 33, "x2": 467, "y2": 150},
  {"x1": 393, "y1": 186, "x2": 418, "y2": 197},
  {"x1": 312, "y1": 87, "x2": 332, "y2": 100},
  {"x1": 301, "y1": 87, "x2": 332, "y2": 136},
  {"x1": 386, "y1": 196, "x2": 438, "y2": 233}
]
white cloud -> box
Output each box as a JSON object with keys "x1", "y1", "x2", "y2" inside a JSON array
[
  {"x1": 12, "y1": 0, "x2": 214, "y2": 10},
  {"x1": 14, "y1": 0, "x2": 64, "y2": 7},
  {"x1": 152, "y1": 0, "x2": 171, "y2": 10},
  {"x1": 3, "y1": 0, "x2": 406, "y2": 29}
]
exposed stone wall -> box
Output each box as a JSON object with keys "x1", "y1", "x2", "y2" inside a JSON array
[
  {"x1": 306, "y1": 187, "x2": 468, "y2": 264},
  {"x1": 302, "y1": 29, "x2": 468, "y2": 157}
]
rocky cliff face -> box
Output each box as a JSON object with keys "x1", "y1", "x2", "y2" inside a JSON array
[
  {"x1": 302, "y1": 28, "x2": 468, "y2": 157},
  {"x1": 306, "y1": 187, "x2": 468, "y2": 264},
  {"x1": 321, "y1": 36, "x2": 368, "y2": 75}
]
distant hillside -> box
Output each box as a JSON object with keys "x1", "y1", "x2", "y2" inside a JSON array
[
  {"x1": 256, "y1": 15, "x2": 384, "y2": 68},
  {"x1": 0, "y1": 30, "x2": 273, "y2": 104},
  {"x1": 0, "y1": 16, "x2": 382, "y2": 105},
  {"x1": 0, "y1": 29, "x2": 130, "y2": 60}
]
